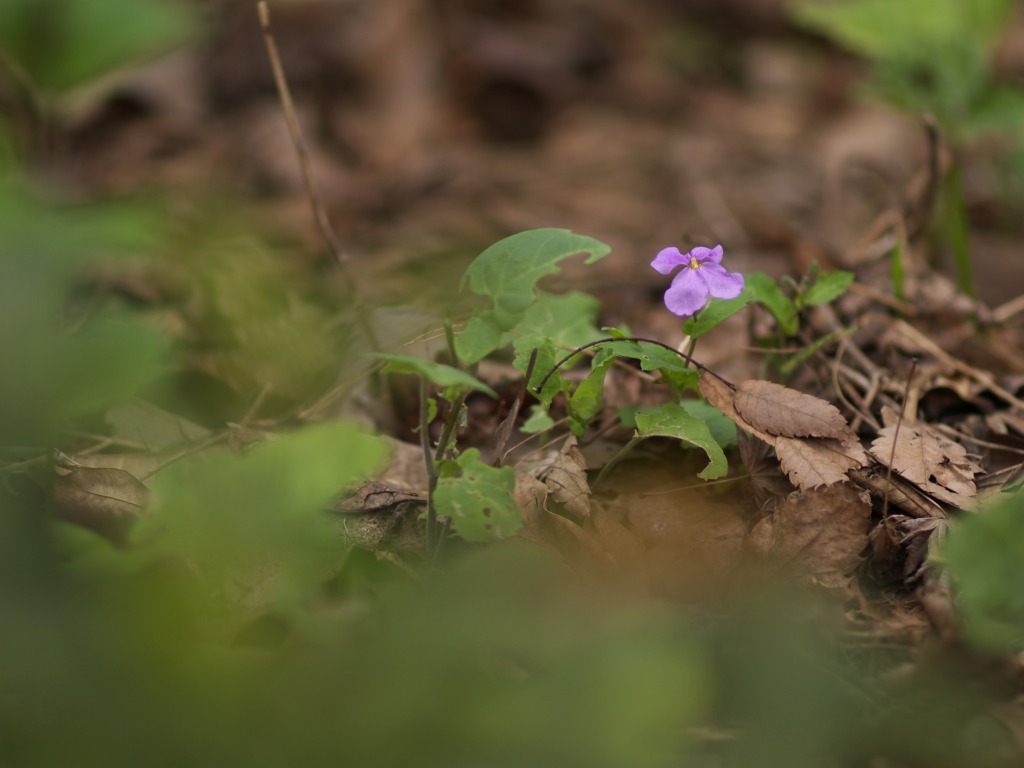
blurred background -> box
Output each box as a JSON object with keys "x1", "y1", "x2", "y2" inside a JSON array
[{"x1": 3, "y1": 2, "x2": 1024, "y2": 766}]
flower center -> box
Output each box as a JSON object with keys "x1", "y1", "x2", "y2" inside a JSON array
[{"x1": 689, "y1": 256, "x2": 700, "y2": 270}]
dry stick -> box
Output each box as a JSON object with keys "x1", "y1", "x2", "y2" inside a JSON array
[
  {"x1": 881, "y1": 360, "x2": 918, "y2": 520},
  {"x1": 256, "y1": 1, "x2": 380, "y2": 351},
  {"x1": 492, "y1": 348, "x2": 537, "y2": 467},
  {"x1": 893, "y1": 319, "x2": 1024, "y2": 412}
]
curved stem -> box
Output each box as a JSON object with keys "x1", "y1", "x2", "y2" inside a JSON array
[{"x1": 533, "y1": 335, "x2": 734, "y2": 395}]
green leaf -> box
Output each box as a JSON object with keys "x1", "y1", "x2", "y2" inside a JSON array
[
  {"x1": 943, "y1": 492, "x2": 1024, "y2": 653},
  {"x1": 143, "y1": 423, "x2": 388, "y2": 605},
  {"x1": 800, "y1": 270, "x2": 854, "y2": 308},
  {"x1": 513, "y1": 335, "x2": 569, "y2": 406},
  {"x1": 682, "y1": 295, "x2": 751, "y2": 339},
  {"x1": 634, "y1": 403, "x2": 729, "y2": 480},
  {"x1": 677, "y1": 400, "x2": 738, "y2": 449},
  {"x1": 0, "y1": 0, "x2": 199, "y2": 93},
  {"x1": 517, "y1": 290, "x2": 603, "y2": 348},
  {"x1": 456, "y1": 229, "x2": 610, "y2": 363},
  {"x1": 375, "y1": 354, "x2": 498, "y2": 397},
  {"x1": 521, "y1": 405, "x2": 555, "y2": 434},
  {"x1": 790, "y1": 0, "x2": 1010, "y2": 60},
  {"x1": 567, "y1": 358, "x2": 615, "y2": 437},
  {"x1": 594, "y1": 338, "x2": 698, "y2": 394},
  {"x1": 0, "y1": 188, "x2": 168, "y2": 445},
  {"x1": 455, "y1": 314, "x2": 505, "y2": 367},
  {"x1": 434, "y1": 449, "x2": 521, "y2": 542},
  {"x1": 745, "y1": 272, "x2": 799, "y2": 336}
]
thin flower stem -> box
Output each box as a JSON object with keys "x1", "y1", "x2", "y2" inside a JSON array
[
  {"x1": 534, "y1": 335, "x2": 734, "y2": 395},
  {"x1": 419, "y1": 377, "x2": 439, "y2": 552}
]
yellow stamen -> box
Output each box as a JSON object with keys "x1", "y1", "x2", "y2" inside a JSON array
[{"x1": 689, "y1": 256, "x2": 700, "y2": 270}]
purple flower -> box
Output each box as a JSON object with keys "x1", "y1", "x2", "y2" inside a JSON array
[{"x1": 651, "y1": 244, "x2": 744, "y2": 317}]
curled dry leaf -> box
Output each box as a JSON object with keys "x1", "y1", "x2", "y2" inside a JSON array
[
  {"x1": 775, "y1": 436, "x2": 867, "y2": 490},
  {"x1": 516, "y1": 435, "x2": 591, "y2": 521},
  {"x1": 54, "y1": 467, "x2": 149, "y2": 545},
  {"x1": 747, "y1": 483, "x2": 871, "y2": 580},
  {"x1": 734, "y1": 379, "x2": 859, "y2": 445},
  {"x1": 544, "y1": 437, "x2": 591, "y2": 520},
  {"x1": 868, "y1": 421, "x2": 981, "y2": 509}
]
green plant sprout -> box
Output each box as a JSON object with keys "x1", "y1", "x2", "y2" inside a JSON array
[{"x1": 376, "y1": 230, "x2": 856, "y2": 555}]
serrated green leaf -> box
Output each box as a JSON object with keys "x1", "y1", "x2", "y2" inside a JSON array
[
  {"x1": 801, "y1": 270, "x2": 854, "y2": 308},
  {"x1": 434, "y1": 449, "x2": 521, "y2": 542},
  {"x1": 460, "y1": 229, "x2": 611, "y2": 324},
  {"x1": 513, "y1": 335, "x2": 570, "y2": 406},
  {"x1": 682, "y1": 295, "x2": 751, "y2": 339},
  {"x1": 745, "y1": 272, "x2": 799, "y2": 336},
  {"x1": 375, "y1": 354, "x2": 497, "y2": 397},
  {"x1": 634, "y1": 403, "x2": 729, "y2": 480}
]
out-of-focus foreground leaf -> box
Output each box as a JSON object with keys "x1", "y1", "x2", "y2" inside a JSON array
[{"x1": 0, "y1": 0, "x2": 199, "y2": 93}]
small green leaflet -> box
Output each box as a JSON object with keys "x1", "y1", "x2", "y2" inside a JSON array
[
  {"x1": 682, "y1": 295, "x2": 751, "y2": 340},
  {"x1": 800, "y1": 270, "x2": 854, "y2": 308},
  {"x1": 434, "y1": 449, "x2": 521, "y2": 542},
  {"x1": 744, "y1": 272, "x2": 798, "y2": 336},
  {"x1": 634, "y1": 403, "x2": 729, "y2": 480},
  {"x1": 375, "y1": 353, "x2": 497, "y2": 398}
]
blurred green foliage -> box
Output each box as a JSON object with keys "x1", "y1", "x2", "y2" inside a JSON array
[
  {"x1": 790, "y1": 0, "x2": 1024, "y2": 141},
  {"x1": 0, "y1": 2, "x2": 1021, "y2": 766},
  {"x1": 943, "y1": 491, "x2": 1024, "y2": 653},
  {"x1": 0, "y1": 179, "x2": 168, "y2": 446},
  {"x1": 0, "y1": 0, "x2": 198, "y2": 93}
]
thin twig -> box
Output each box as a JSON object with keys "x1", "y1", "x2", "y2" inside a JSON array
[
  {"x1": 256, "y1": 1, "x2": 380, "y2": 349},
  {"x1": 882, "y1": 361, "x2": 917, "y2": 520},
  {"x1": 493, "y1": 348, "x2": 537, "y2": 467}
]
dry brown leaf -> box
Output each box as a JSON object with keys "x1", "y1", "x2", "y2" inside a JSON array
[
  {"x1": 738, "y1": 431, "x2": 791, "y2": 510},
  {"x1": 747, "y1": 483, "x2": 871, "y2": 578},
  {"x1": 54, "y1": 467, "x2": 149, "y2": 545},
  {"x1": 868, "y1": 421, "x2": 980, "y2": 508},
  {"x1": 734, "y1": 379, "x2": 858, "y2": 444},
  {"x1": 697, "y1": 372, "x2": 775, "y2": 445},
  {"x1": 849, "y1": 465, "x2": 943, "y2": 518},
  {"x1": 544, "y1": 437, "x2": 591, "y2": 520},
  {"x1": 516, "y1": 435, "x2": 591, "y2": 521},
  {"x1": 774, "y1": 436, "x2": 867, "y2": 489}
]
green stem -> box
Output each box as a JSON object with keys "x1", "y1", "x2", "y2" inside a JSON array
[
  {"x1": 945, "y1": 163, "x2": 974, "y2": 298},
  {"x1": 419, "y1": 377, "x2": 439, "y2": 554}
]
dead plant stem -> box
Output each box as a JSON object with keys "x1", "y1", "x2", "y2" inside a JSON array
[{"x1": 256, "y1": 1, "x2": 380, "y2": 350}]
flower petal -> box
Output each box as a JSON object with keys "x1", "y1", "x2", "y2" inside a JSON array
[
  {"x1": 691, "y1": 244, "x2": 724, "y2": 264},
  {"x1": 698, "y1": 263, "x2": 745, "y2": 300},
  {"x1": 664, "y1": 269, "x2": 710, "y2": 316},
  {"x1": 651, "y1": 246, "x2": 687, "y2": 275}
]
